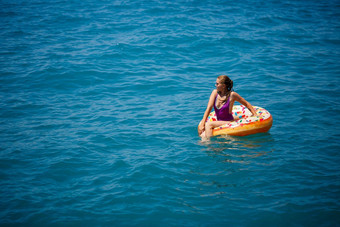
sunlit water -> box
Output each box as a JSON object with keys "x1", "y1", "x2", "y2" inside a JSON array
[{"x1": 1, "y1": 0, "x2": 340, "y2": 226}]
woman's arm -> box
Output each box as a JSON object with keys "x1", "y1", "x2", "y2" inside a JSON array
[
  {"x1": 198, "y1": 90, "x2": 217, "y2": 134},
  {"x1": 231, "y1": 92, "x2": 257, "y2": 116}
]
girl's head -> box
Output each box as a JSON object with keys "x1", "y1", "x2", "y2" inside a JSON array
[{"x1": 216, "y1": 75, "x2": 233, "y2": 92}]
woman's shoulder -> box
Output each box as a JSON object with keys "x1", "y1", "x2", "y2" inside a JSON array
[
  {"x1": 230, "y1": 91, "x2": 240, "y2": 99},
  {"x1": 230, "y1": 91, "x2": 237, "y2": 97},
  {"x1": 209, "y1": 89, "x2": 218, "y2": 100},
  {"x1": 211, "y1": 89, "x2": 218, "y2": 95}
]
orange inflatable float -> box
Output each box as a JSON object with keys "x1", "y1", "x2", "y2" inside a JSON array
[{"x1": 206, "y1": 105, "x2": 273, "y2": 136}]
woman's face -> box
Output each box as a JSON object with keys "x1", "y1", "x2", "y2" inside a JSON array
[{"x1": 215, "y1": 79, "x2": 225, "y2": 91}]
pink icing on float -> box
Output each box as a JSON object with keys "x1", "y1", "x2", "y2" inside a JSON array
[{"x1": 207, "y1": 105, "x2": 273, "y2": 136}]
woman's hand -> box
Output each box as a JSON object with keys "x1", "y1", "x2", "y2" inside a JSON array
[{"x1": 198, "y1": 121, "x2": 205, "y2": 135}]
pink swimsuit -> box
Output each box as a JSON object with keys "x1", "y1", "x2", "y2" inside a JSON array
[{"x1": 214, "y1": 95, "x2": 234, "y2": 121}]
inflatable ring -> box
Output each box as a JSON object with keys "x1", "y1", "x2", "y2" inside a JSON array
[{"x1": 207, "y1": 105, "x2": 273, "y2": 136}]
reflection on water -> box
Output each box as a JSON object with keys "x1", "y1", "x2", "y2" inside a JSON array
[
  {"x1": 194, "y1": 133, "x2": 275, "y2": 199},
  {"x1": 200, "y1": 132, "x2": 275, "y2": 163}
]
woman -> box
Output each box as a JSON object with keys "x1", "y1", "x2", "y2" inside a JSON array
[{"x1": 198, "y1": 75, "x2": 257, "y2": 139}]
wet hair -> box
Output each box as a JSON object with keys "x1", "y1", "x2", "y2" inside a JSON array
[{"x1": 217, "y1": 75, "x2": 233, "y2": 92}]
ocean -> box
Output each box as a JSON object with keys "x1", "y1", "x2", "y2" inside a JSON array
[{"x1": 1, "y1": 0, "x2": 340, "y2": 226}]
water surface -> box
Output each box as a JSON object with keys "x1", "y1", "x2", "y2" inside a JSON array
[{"x1": 1, "y1": 0, "x2": 340, "y2": 226}]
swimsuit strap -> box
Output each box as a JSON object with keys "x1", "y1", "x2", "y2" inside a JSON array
[{"x1": 215, "y1": 93, "x2": 230, "y2": 110}]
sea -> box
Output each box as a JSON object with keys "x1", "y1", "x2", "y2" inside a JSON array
[{"x1": 1, "y1": 0, "x2": 340, "y2": 226}]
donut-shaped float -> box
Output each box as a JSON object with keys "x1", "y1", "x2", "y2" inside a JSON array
[{"x1": 207, "y1": 105, "x2": 273, "y2": 136}]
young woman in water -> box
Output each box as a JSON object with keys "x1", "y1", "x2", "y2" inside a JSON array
[{"x1": 198, "y1": 75, "x2": 257, "y2": 139}]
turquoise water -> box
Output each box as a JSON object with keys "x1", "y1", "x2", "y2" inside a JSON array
[{"x1": 1, "y1": 0, "x2": 340, "y2": 226}]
